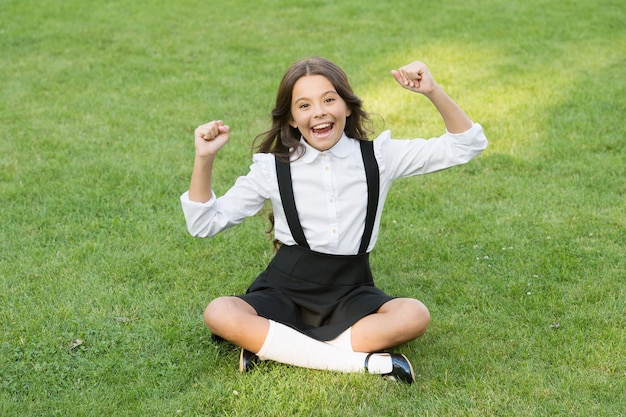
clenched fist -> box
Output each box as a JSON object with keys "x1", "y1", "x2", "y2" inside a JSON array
[{"x1": 194, "y1": 120, "x2": 230, "y2": 157}]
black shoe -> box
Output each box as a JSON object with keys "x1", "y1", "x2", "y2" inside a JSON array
[
  {"x1": 239, "y1": 349, "x2": 260, "y2": 373},
  {"x1": 365, "y1": 352, "x2": 415, "y2": 384}
]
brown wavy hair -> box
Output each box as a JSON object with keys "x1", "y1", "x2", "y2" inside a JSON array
[{"x1": 253, "y1": 57, "x2": 372, "y2": 159}]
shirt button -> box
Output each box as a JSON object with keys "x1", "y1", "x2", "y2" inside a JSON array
[
  {"x1": 331, "y1": 229, "x2": 337, "y2": 234},
  {"x1": 324, "y1": 166, "x2": 329, "y2": 171}
]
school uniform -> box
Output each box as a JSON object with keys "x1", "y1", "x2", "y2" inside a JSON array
[{"x1": 181, "y1": 123, "x2": 487, "y2": 341}]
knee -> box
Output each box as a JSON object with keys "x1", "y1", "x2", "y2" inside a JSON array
[
  {"x1": 402, "y1": 299, "x2": 430, "y2": 338},
  {"x1": 412, "y1": 300, "x2": 431, "y2": 336},
  {"x1": 203, "y1": 297, "x2": 237, "y2": 332}
]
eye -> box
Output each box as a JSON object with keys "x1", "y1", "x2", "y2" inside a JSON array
[
  {"x1": 325, "y1": 97, "x2": 336, "y2": 103},
  {"x1": 298, "y1": 103, "x2": 310, "y2": 109}
]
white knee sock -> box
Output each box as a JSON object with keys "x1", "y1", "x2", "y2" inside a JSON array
[
  {"x1": 256, "y1": 320, "x2": 392, "y2": 374},
  {"x1": 325, "y1": 327, "x2": 353, "y2": 351}
]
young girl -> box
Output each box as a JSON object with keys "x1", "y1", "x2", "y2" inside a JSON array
[{"x1": 181, "y1": 57, "x2": 487, "y2": 384}]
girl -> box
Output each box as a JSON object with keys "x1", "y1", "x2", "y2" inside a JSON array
[{"x1": 181, "y1": 57, "x2": 487, "y2": 384}]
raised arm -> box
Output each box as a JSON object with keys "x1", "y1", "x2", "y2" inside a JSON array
[
  {"x1": 188, "y1": 120, "x2": 230, "y2": 203},
  {"x1": 391, "y1": 61, "x2": 473, "y2": 134}
]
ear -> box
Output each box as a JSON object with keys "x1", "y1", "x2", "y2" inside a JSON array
[
  {"x1": 289, "y1": 117, "x2": 298, "y2": 128},
  {"x1": 346, "y1": 105, "x2": 352, "y2": 117}
]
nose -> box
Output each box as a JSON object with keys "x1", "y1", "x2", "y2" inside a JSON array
[{"x1": 313, "y1": 103, "x2": 326, "y2": 118}]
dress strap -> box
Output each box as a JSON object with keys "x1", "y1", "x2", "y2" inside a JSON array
[
  {"x1": 358, "y1": 140, "x2": 379, "y2": 254},
  {"x1": 274, "y1": 140, "x2": 379, "y2": 254},
  {"x1": 275, "y1": 157, "x2": 310, "y2": 249}
]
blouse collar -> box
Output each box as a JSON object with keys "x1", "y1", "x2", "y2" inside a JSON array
[{"x1": 297, "y1": 132, "x2": 351, "y2": 164}]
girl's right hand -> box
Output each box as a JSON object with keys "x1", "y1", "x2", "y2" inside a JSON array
[{"x1": 194, "y1": 120, "x2": 230, "y2": 157}]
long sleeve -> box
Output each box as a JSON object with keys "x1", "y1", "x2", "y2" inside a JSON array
[
  {"x1": 180, "y1": 155, "x2": 272, "y2": 237},
  {"x1": 377, "y1": 123, "x2": 487, "y2": 181}
]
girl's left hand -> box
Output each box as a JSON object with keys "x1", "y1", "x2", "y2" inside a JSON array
[{"x1": 391, "y1": 61, "x2": 437, "y2": 95}]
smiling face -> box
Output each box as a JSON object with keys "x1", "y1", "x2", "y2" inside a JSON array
[{"x1": 289, "y1": 75, "x2": 352, "y2": 152}]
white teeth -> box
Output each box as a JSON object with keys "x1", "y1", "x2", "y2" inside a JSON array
[{"x1": 312, "y1": 123, "x2": 331, "y2": 130}]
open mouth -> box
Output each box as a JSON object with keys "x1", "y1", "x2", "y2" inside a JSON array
[{"x1": 311, "y1": 122, "x2": 334, "y2": 136}]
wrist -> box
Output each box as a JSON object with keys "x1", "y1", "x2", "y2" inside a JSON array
[
  {"x1": 194, "y1": 154, "x2": 216, "y2": 170},
  {"x1": 423, "y1": 84, "x2": 443, "y2": 100},
  {"x1": 195, "y1": 152, "x2": 217, "y2": 161}
]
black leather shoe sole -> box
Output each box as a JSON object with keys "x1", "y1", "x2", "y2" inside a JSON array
[
  {"x1": 239, "y1": 349, "x2": 260, "y2": 373},
  {"x1": 384, "y1": 353, "x2": 415, "y2": 384},
  {"x1": 365, "y1": 352, "x2": 415, "y2": 384}
]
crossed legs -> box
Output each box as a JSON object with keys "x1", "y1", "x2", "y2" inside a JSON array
[{"x1": 203, "y1": 296, "x2": 430, "y2": 373}]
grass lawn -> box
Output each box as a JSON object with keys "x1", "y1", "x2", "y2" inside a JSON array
[{"x1": 1, "y1": 0, "x2": 624, "y2": 415}]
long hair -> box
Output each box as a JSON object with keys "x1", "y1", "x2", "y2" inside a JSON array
[{"x1": 253, "y1": 57, "x2": 372, "y2": 159}]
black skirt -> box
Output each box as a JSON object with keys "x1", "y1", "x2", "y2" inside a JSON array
[{"x1": 238, "y1": 244, "x2": 394, "y2": 341}]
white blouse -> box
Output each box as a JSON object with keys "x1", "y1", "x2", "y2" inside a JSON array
[{"x1": 181, "y1": 123, "x2": 487, "y2": 255}]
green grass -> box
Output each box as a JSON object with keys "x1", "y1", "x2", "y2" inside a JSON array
[{"x1": 1, "y1": 0, "x2": 624, "y2": 415}]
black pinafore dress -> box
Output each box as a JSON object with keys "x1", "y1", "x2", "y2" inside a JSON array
[{"x1": 237, "y1": 141, "x2": 394, "y2": 341}]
